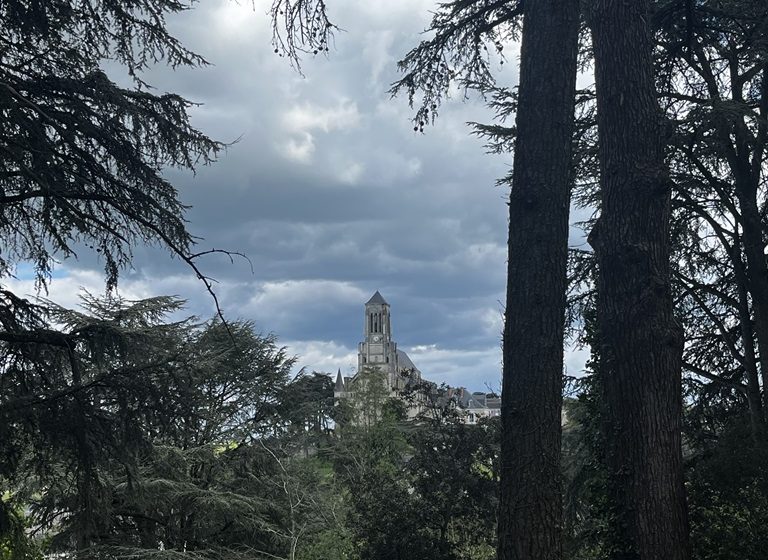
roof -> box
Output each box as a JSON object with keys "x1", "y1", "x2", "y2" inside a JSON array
[
  {"x1": 334, "y1": 369, "x2": 345, "y2": 392},
  {"x1": 457, "y1": 391, "x2": 501, "y2": 410},
  {"x1": 396, "y1": 349, "x2": 419, "y2": 373},
  {"x1": 366, "y1": 290, "x2": 388, "y2": 306}
]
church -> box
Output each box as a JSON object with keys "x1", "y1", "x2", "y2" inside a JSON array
[
  {"x1": 333, "y1": 290, "x2": 423, "y2": 400},
  {"x1": 333, "y1": 291, "x2": 501, "y2": 423}
]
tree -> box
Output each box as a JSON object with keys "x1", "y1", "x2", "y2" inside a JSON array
[
  {"x1": 0, "y1": 294, "x2": 198, "y2": 551},
  {"x1": 496, "y1": 2, "x2": 580, "y2": 559},
  {"x1": 1, "y1": 292, "x2": 332, "y2": 558},
  {"x1": 389, "y1": 2, "x2": 580, "y2": 556},
  {"x1": 0, "y1": 0, "x2": 225, "y2": 295},
  {"x1": 0, "y1": 2, "x2": 339, "y2": 550},
  {"x1": 0, "y1": 0, "x2": 342, "y2": 432},
  {"x1": 651, "y1": 0, "x2": 768, "y2": 439},
  {"x1": 407, "y1": 412, "x2": 499, "y2": 560},
  {"x1": 277, "y1": 370, "x2": 335, "y2": 456},
  {"x1": 342, "y1": 366, "x2": 392, "y2": 429},
  {"x1": 331, "y1": 382, "x2": 500, "y2": 560},
  {"x1": 587, "y1": 0, "x2": 691, "y2": 557}
]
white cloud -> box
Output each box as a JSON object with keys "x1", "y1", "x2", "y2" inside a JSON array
[
  {"x1": 208, "y1": 0, "x2": 265, "y2": 40},
  {"x1": 282, "y1": 131, "x2": 316, "y2": 162},
  {"x1": 285, "y1": 339, "x2": 358, "y2": 376},
  {"x1": 405, "y1": 344, "x2": 502, "y2": 391},
  {"x1": 565, "y1": 344, "x2": 590, "y2": 377},
  {"x1": 2, "y1": 267, "x2": 203, "y2": 317},
  {"x1": 4, "y1": 268, "x2": 106, "y2": 310},
  {"x1": 243, "y1": 279, "x2": 367, "y2": 332},
  {"x1": 338, "y1": 161, "x2": 365, "y2": 184},
  {"x1": 248, "y1": 279, "x2": 366, "y2": 308},
  {"x1": 480, "y1": 306, "x2": 504, "y2": 337},
  {"x1": 283, "y1": 99, "x2": 361, "y2": 133},
  {"x1": 362, "y1": 29, "x2": 395, "y2": 87},
  {"x1": 279, "y1": 99, "x2": 360, "y2": 163}
]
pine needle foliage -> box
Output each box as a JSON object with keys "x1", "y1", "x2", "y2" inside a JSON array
[
  {"x1": 0, "y1": 293, "x2": 309, "y2": 557},
  {"x1": 389, "y1": 0, "x2": 523, "y2": 129},
  {"x1": 0, "y1": 0, "x2": 224, "y2": 290}
]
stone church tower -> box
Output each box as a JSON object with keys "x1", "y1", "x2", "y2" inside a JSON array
[
  {"x1": 335, "y1": 291, "x2": 421, "y2": 398},
  {"x1": 358, "y1": 291, "x2": 397, "y2": 376}
]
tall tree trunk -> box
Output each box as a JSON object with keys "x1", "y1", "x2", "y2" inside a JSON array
[
  {"x1": 588, "y1": 1, "x2": 691, "y2": 559},
  {"x1": 732, "y1": 64, "x2": 768, "y2": 414},
  {"x1": 498, "y1": 1, "x2": 579, "y2": 559},
  {"x1": 702, "y1": 56, "x2": 768, "y2": 415},
  {"x1": 733, "y1": 167, "x2": 768, "y2": 413},
  {"x1": 732, "y1": 241, "x2": 766, "y2": 438}
]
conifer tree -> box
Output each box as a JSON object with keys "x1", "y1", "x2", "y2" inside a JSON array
[
  {"x1": 389, "y1": 2, "x2": 580, "y2": 556},
  {"x1": 588, "y1": 0, "x2": 691, "y2": 557}
]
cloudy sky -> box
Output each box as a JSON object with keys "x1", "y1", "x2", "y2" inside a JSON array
[{"x1": 9, "y1": 0, "x2": 589, "y2": 390}]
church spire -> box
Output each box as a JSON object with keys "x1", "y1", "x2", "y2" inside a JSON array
[
  {"x1": 366, "y1": 290, "x2": 388, "y2": 306},
  {"x1": 364, "y1": 290, "x2": 391, "y2": 341},
  {"x1": 334, "y1": 368, "x2": 345, "y2": 392}
]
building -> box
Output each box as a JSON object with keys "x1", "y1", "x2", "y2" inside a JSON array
[
  {"x1": 334, "y1": 291, "x2": 423, "y2": 401},
  {"x1": 334, "y1": 291, "x2": 500, "y2": 424},
  {"x1": 449, "y1": 388, "x2": 501, "y2": 425}
]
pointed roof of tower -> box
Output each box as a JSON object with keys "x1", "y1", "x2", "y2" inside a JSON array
[
  {"x1": 366, "y1": 290, "x2": 388, "y2": 305},
  {"x1": 334, "y1": 368, "x2": 345, "y2": 392}
]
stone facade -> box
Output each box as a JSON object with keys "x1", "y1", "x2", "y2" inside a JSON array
[
  {"x1": 334, "y1": 291, "x2": 422, "y2": 400},
  {"x1": 334, "y1": 291, "x2": 500, "y2": 423}
]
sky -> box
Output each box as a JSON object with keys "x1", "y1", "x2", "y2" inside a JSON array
[{"x1": 7, "y1": 0, "x2": 590, "y2": 391}]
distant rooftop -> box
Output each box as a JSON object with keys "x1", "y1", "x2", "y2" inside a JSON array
[
  {"x1": 334, "y1": 369, "x2": 345, "y2": 392},
  {"x1": 366, "y1": 290, "x2": 388, "y2": 306}
]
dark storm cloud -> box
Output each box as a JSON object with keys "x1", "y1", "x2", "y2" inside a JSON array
[{"x1": 21, "y1": 0, "x2": 590, "y2": 390}]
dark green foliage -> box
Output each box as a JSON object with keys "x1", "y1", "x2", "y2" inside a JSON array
[
  {"x1": 278, "y1": 371, "x2": 335, "y2": 443},
  {"x1": 0, "y1": 4, "x2": 231, "y2": 546},
  {"x1": 562, "y1": 382, "x2": 609, "y2": 560},
  {"x1": 390, "y1": 0, "x2": 523, "y2": 128},
  {"x1": 688, "y1": 478, "x2": 768, "y2": 560},
  {"x1": 0, "y1": 0, "x2": 223, "y2": 289},
  {"x1": 562, "y1": 303, "x2": 609, "y2": 560},
  {"x1": 1, "y1": 295, "x2": 195, "y2": 550},
  {"x1": 0, "y1": 502, "x2": 42, "y2": 560},
  {"x1": 407, "y1": 415, "x2": 498, "y2": 560},
  {"x1": 331, "y1": 385, "x2": 499, "y2": 560},
  {"x1": 0, "y1": 293, "x2": 327, "y2": 557},
  {"x1": 684, "y1": 389, "x2": 768, "y2": 560}
]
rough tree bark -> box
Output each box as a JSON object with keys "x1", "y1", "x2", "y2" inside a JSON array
[
  {"x1": 498, "y1": 1, "x2": 579, "y2": 559},
  {"x1": 733, "y1": 241, "x2": 766, "y2": 438},
  {"x1": 588, "y1": 1, "x2": 691, "y2": 559},
  {"x1": 734, "y1": 184, "x2": 768, "y2": 413},
  {"x1": 731, "y1": 66, "x2": 768, "y2": 411}
]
